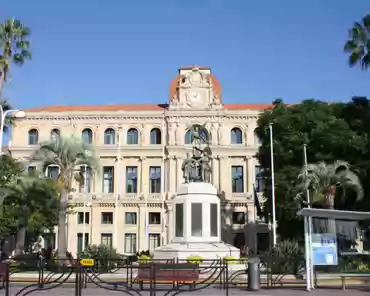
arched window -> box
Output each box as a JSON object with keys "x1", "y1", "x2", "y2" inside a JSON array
[
  {"x1": 184, "y1": 125, "x2": 209, "y2": 144},
  {"x1": 28, "y1": 129, "x2": 39, "y2": 145},
  {"x1": 104, "y1": 128, "x2": 116, "y2": 145},
  {"x1": 231, "y1": 127, "x2": 243, "y2": 144},
  {"x1": 50, "y1": 128, "x2": 60, "y2": 140},
  {"x1": 127, "y1": 128, "x2": 139, "y2": 145},
  {"x1": 82, "y1": 128, "x2": 93, "y2": 144},
  {"x1": 150, "y1": 128, "x2": 162, "y2": 145},
  {"x1": 254, "y1": 129, "x2": 261, "y2": 146}
]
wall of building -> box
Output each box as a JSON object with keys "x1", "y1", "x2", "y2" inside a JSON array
[{"x1": 9, "y1": 107, "x2": 268, "y2": 256}]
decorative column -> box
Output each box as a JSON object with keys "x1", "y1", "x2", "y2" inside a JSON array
[
  {"x1": 167, "y1": 203, "x2": 173, "y2": 244},
  {"x1": 169, "y1": 155, "x2": 177, "y2": 195},
  {"x1": 218, "y1": 155, "x2": 225, "y2": 192},
  {"x1": 138, "y1": 202, "x2": 147, "y2": 250},
  {"x1": 212, "y1": 155, "x2": 219, "y2": 188},
  {"x1": 175, "y1": 122, "x2": 182, "y2": 146},
  {"x1": 247, "y1": 156, "x2": 254, "y2": 193},
  {"x1": 217, "y1": 123, "x2": 224, "y2": 146},
  {"x1": 211, "y1": 123, "x2": 218, "y2": 146},
  {"x1": 140, "y1": 124, "x2": 146, "y2": 146},
  {"x1": 168, "y1": 123, "x2": 176, "y2": 146},
  {"x1": 139, "y1": 156, "x2": 147, "y2": 196},
  {"x1": 176, "y1": 156, "x2": 182, "y2": 190}
]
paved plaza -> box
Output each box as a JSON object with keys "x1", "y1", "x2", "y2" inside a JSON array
[{"x1": 2, "y1": 287, "x2": 370, "y2": 296}]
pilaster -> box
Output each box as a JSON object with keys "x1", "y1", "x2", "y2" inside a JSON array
[{"x1": 247, "y1": 156, "x2": 254, "y2": 193}]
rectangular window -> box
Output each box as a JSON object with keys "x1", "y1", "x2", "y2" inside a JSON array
[
  {"x1": 232, "y1": 212, "x2": 246, "y2": 224},
  {"x1": 101, "y1": 212, "x2": 113, "y2": 224},
  {"x1": 77, "y1": 233, "x2": 89, "y2": 254},
  {"x1": 149, "y1": 233, "x2": 161, "y2": 253},
  {"x1": 210, "y1": 203, "x2": 218, "y2": 237},
  {"x1": 28, "y1": 166, "x2": 36, "y2": 176},
  {"x1": 43, "y1": 233, "x2": 55, "y2": 249},
  {"x1": 149, "y1": 166, "x2": 161, "y2": 193},
  {"x1": 125, "y1": 233, "x2": 137, "y2": 253},
  {"x1": 125, "y1": 212, "x2": 137, "y2": 224},
  {"x1": 101, "y1": 233, "x2": 113, "y2": 247},
  {"x1": 103, "y1": 166, "x2": 114, "y2": 193},
  {"x1": 79, "y1": 166, "x2": 93, "y2": 193},
  {"x1": 175, "y1": 204, "x2": 184, "y2": 237},
  {"x1": 126, "y1": 167, "x2": 138, "y2": 193},
  {"x1": 231, "y1": 166, "x2": 244, "y2": 193},
  {"x1": 149, "y1": 212, "x2": 161, "y2": 224},
  {"x1": 255, "y1": 165, "x2": 266, "y2": 193},
  {"x1": 47, "y1": 166, "x2": 59, "y2": 181},
  {"x1": 191, "y1": 203, "x2": 202, "y2": 237},
  {"x1": 77, "y1": 212, "x2": 90, "y2": 224}
]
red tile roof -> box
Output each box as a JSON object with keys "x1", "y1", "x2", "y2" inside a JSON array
[{"x1": 24, "y1": 104, "x2": 271, "y2": 113}]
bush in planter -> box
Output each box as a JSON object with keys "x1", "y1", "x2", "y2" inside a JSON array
[
  {"x1": 7, "y1": 253, "x2": 40, "y2": 273},
  {"x1": 138, "y1": 255, "x2": 152, "y2": 264},
  {"x1": 187, "y1": 255, "x2": 203, "y2": 264},
  {"x1": 79, "y1": 244, "x2": 122, "y2": 272},
  {"x1": 266, "y1": 239, "x2": 304, "y2": 276}
]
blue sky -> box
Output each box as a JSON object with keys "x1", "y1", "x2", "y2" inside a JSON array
[{"x1": 1, "y1": 0, "x2": 370, "y2": 110}]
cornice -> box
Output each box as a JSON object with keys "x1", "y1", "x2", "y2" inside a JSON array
[{"x1": 20, "y1": 111, "x2": 261, "y2": 122}]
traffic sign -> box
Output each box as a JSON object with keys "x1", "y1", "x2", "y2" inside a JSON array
[{"x1": 80, "y1": 259, "x2": 95, "y2": 267}]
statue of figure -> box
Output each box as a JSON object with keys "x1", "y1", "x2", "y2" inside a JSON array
[
  {"x1": 172, "y1": 94, "x2": 179, "y2": 105},
  {"x1": 186, "y1": 122, "x2": 208, "y2": 153},
  {"x1": 200, "y1": 151, "x2": 212, "y2": 183},
  {"x1": 213, "y1": 94, "x2": 221, "y2": 105},
  {"x1": 181, "y1": 153, "x2": 195, "y2": 183}
]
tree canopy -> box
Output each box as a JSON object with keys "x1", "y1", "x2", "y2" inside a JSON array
[
  {"x1": 256, "y1": 99, "x2": 370, "y2": 239},
  {"x1": 0, "y1": 154, "x2": 59, "y2": 255}
]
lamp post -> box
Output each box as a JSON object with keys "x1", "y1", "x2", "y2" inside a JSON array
[
  {"x1": 269, "y1": 123, "x2": 277, "y2": 246},
  {"x1": 0, "y1": 107, "x2": 26, "y2": 152}
]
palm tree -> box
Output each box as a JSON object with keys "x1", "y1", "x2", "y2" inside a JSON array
[
  {"x1": 295, "y1": 160, "x2": 363, "y2": 209},
  {"x1": 344, "y1": 14, "x2": 370, "y2": 70},
  {"x1": 33, "y1": 136, "x2": 98, "y2": 260},
  {"x1": 0, "y1": 99, "x2": 14, "y2": 133},
  {"x1": 0, "y1": 18, "x2": 31, "y2": 97}
]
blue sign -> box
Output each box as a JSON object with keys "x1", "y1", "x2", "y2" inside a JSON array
[{"x1": 312, "y1": 233, "x2": 338, "y2": 266}]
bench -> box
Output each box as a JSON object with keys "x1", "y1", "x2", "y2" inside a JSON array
[
  {"x1": 137, "y1": 263, "x2": 199, "y2": 287},
  {"x1": 340, "y1": 273, "x2": 370, "y2": 290}
]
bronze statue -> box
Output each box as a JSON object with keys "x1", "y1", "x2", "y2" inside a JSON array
[{"x1": 181, "y1": 123, "x2": 212, "y2": 183}]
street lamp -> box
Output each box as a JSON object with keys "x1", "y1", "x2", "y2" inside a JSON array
[{"x1": 0, "y1": 107, "x2": 26, "y2": 152}]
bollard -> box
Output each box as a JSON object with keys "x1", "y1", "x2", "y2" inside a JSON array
[{"x1": 247, "y1": 257, "x2": 260, "y2": 291}]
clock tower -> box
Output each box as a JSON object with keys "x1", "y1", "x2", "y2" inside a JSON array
[{"x1": 169, "y1": 67, "x2": 223, "y2": 110}]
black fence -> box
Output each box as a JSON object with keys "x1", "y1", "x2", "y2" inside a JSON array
[{"x1": 0, "y1": 256, "x2": 360, "y2": 296}]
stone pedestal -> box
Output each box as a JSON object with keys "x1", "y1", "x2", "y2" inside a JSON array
[{"x1": 153, "y1": 182, "x2": 240, "y2": 260}]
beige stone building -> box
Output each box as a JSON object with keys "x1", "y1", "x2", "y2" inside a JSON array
[{"x1": 9, "y1": 66, "x2": 270, "y2": 257}]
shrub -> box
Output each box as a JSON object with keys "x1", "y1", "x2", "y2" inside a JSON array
[
  {"x1": 187, "y1": 255, "x2": 203, "y2": 264},
  {"x1": 266, "y1": 239, "x2": 304, "y2": 275},
  {"x1": 9, "y1": 253, "x2": 40, "y2": 273},
  {"x1": 79, "y1": 244, "x2": 122, "y2": 272}
]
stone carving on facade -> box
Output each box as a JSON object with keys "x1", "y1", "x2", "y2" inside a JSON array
[
  {"x1": 175, "y1": 123, "x2": 182, "y2": 145},
  {"x1": 169, "y1": 123, "x2": 176, "y2": 145},
  {"x1": 181, "y1": 123, "x2": 212, "y2": 183},
  {"x1": 217, "y1": 123, "x2": 223, "y2": 145}
]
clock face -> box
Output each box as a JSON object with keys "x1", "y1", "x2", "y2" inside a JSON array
[
  {"x1": 192, "y1": 92, "x2": 201, "y2": 102},
  {"x1": 186, "y1": 91, "x2": 202, "y2": 106}
]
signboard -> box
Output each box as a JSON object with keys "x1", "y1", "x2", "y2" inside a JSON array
[
  {"x1": 312, "y1": 233, "x2": 338, "y2": 266},
  {"x1": 80, "y1": 259, "x2": 95, "y2": 267}
]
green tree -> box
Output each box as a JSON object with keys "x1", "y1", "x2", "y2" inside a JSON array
[
  {"x1": 0, "y1": 18, "x2": 31, "y2": 97},
  {"x1": 33, "y1": 136, "x2": 98, "y2": 260},
  {"x1": 295, "y1": 160, "x2": 363, "y2": 209},
  {"x1": 344, "y1": 15, "x2": 370, "y2": 70},
  {"x1": 0, "y1": 99, "x2": 13, "y2": 133},
  {"x1": 8, "y1": 176, "x2": 59, "y2": 255},
  {"x1": 256, "y1": 100, "x2": 366, "y2": 239}
]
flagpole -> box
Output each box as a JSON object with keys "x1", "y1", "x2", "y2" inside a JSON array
[
  {"x1": 269, "y1": 123, "x2": 277, "y2": 246},
  {"x1": 303, "y1": 144, "x2": 315, "y2": 290},
  {"x1": 114, "y1": 129, "x2": 122, "y2": 249}
]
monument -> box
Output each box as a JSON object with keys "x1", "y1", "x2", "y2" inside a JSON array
[{"x1": 153, "y1": 124, "x2": 240, "y2": 260}]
